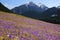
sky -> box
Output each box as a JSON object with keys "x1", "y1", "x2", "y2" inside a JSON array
[{"x1": 0, "y1": 0, "x2": 60, "y2": 9}]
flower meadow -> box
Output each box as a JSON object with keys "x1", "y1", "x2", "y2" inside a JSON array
[{"x1": 0, "y1": 11, "x2": 60, "y2": 40}]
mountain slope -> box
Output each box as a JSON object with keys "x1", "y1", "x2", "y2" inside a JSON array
[
  {"x1": 0, "y1": 11, "x2": 60, "y2": 40},
  {"x1": 0, "y1": 2, "x2": 12, "y2": 13},
  {"x1": 11, "y1": 2, "x2": 48, "y2": 23},
  {"x1": 41, "y1": 7, "x2": 60, "y2": 24},
  {"x1": 12, "y1": 2, "x2": 48, "y2": 14}
]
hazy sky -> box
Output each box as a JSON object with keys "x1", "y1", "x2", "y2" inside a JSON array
[{"x1": 0, "y1": 0, "x2": 60, "y2": 9}]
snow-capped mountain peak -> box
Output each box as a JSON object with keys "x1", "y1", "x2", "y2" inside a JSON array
[
  {"x1": 12, "y1": 2, "x2": 48, "y2": 14},
  {"x1": 25, "y1": 1, "x2": 38, "y2": 6},
  {"x1": 25, "y1": 2, "x2": 48, "y2": 10}
]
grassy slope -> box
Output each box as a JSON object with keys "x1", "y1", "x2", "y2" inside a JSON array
[{"x1": 0, "y1": 11, "x2": 60, "y2": 40}]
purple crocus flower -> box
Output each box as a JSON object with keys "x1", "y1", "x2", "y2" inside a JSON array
[
  {"x1": 46, "y1": 33, "x2": 56, "y2": 40},
  {"x1": 7, "y1": 34, "x2": 13, "y2": 38},
  {"x1": 57, "y1": 36, "x2": 60, "y2": 40},
  {"x1": 32, "y1": 30, "x2": 40, "y2": 37}
]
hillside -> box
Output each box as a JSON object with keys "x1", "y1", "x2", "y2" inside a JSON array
[
  {"x1": 41, "y1": 7, "x2": 60, "y2": 24},
  {"x1": 0, "y1": 11, "x2": 60, "y2": 40}
]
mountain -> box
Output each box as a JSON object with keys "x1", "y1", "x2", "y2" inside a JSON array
[
  {"x1": 11, "y1": 2, "x2": 48, "y2": 21},
  {"x1": 39, "y1": 4, "x2": 48, "y2": 11},
  {"x1": 12, "y1": 2, "x2": 48, "y2": 14},
  {"x1": 11, "y1": 2, "x2": 60, "y2": 24},
  {"x1": 0, "y1": 2, "x2": 12, "y2": 13},
  {"x1": 0, "y1": 11, "x2": 60, "y2": 40},
  {"x1": 21, "y1": 10, "x2": 42, "y2": 19},
  {"x1": 40, "y1": 7, "x2": 60, "y2": 24}
]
